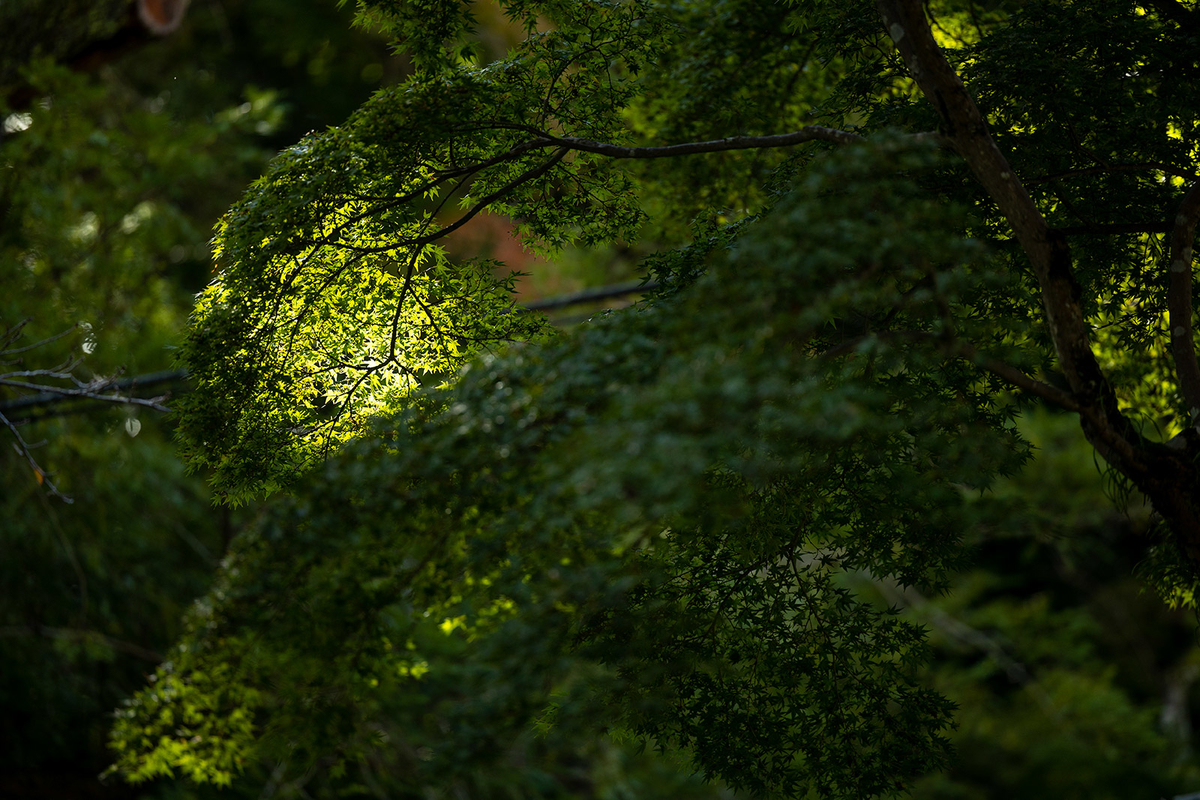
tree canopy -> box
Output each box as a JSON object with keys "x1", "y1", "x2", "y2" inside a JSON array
[{"x1": 12, "y1": 0, "x2": 1200, "y2": 797}]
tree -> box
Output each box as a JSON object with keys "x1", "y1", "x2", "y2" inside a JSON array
[{"x1": 106, "y1": 0, "x2": 1200, "y2": 797}]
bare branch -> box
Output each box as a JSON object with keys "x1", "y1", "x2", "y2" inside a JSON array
[
  {"x1": 0, "y1": 409, "x2": 71, "y2": 503},
  {"x1": 0, "y1": 321, "x2": 79, "y2": 356},
  {"x1": 0, "y1": 368, "x2": 185, "y2": 415},
  {"x1": 0, "y1": 319, "x2": 30, "y2": 350},
  {"x1": 0, "y1": 338, "x2": 185, "y2": 502},
  {"x1": 0, "y1": 379, "x2": 169, "y2": 412},
  {"x1": 525, "y1": 280, "x2": 658, "y2": 311},
  {"x1": 873, "y1": 578, "x2": 1062, "y2": 717},
  {"x1": 1167, "y1": 177, "x2": 1200, "y2": 415}
]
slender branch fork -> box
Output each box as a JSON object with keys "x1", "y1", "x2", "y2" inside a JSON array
[{"x1": 1, "y1": 407, "x2": 72, "y2": 502}]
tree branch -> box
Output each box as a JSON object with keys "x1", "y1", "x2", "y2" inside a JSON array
[
  {"x1": 824, "y1": 329, "x2": 1081, "y2": 413},
  {"x1": 525, "y1": 280, "x2": 658, "y2": 311},
  {"x1": 414, "y1": 148, "x2": 570, "y2": 246},
  {"x1": 0, "y1": 379, "x2": 169, "y2": 412},
  {"x1": 873, "y1": 578, "x2": 1062, "y2": 717},
  {"x1": 950, "y1": 341, "x2": 1080, "y2": 413},
  {"x1": 314, "y1": 125, "x2": 869, "y2": 258},
  {"x1": 1167, "y1": 178, "x2": 1200, "y2": 416},
  {"x1": 544, "y1": 125, "x2": 864, "y2": 158},
  {"x1": 0, "y1": 409, "x2": 72, "y2": 503},
  {"x1": 875, "y1": 0, "x2": 1140, "y2": 467},
  {"x1": 0, "y1": 368, "x2": 184, "y2": 415}
]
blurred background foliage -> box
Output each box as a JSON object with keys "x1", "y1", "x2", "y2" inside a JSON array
[
  {"x1": 0, "y1": 1, "x2": 399, "y2": 796},
  {"x1": 1, "y1": 0, "x2": 1199, "y2": 798},
  {"x1": 905, "y1": 410, "x2": 1200, "y2": 798}
]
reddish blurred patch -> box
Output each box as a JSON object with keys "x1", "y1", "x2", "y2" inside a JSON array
[
  {"x1": 137, "y1": 0, "x2": 191, "y2": 35},
  {"x1": 439, "y1": 212, "x2": 577, "y2": 301}
]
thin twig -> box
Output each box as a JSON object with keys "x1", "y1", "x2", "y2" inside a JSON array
[
  {"x1": 0, "y1": 321, "x2": 79, "y2": 356},
  {"x1": 0, "y1": 409, "x2": 72, "y2": 502}
]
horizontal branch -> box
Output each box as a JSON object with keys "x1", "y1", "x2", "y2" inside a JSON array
[
  {"x1": 0, "y1": 368, "x2": 186, "y2": 414},
  {"x1": 0, "y1": 379, "x2": 170, "y2": 412},
  {"x1": 525, "y1": 280, "x2": 658, "y2": 311},
  {"x1": 310, "y1": 126, "x2": 870, "y2": 258},
  {"x1": 951, "y1": 341, "x2": 1080, "y2": 412},
  {"x1": 544, "y1": 125, "x2": 865, "y2": 158},
  {"x1": 0, "y1": 280, "x2": 661, "y2": 419}
]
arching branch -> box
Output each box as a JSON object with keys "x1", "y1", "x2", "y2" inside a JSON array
[
  {"x1": 307, "y1": 127, "x2": 864, "y2": 257},
  {"x1": 544, "y1": 126, "x2": 864, "y2": 157}
]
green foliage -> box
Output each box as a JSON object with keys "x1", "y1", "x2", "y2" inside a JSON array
[
  {"x1": 0, "y1": 5, "x2": 401, "y2": 795},
  {"x1": 0, "y1": 59, "x2": 275, "y2": 374},
  {"x1": 903, "y1": 412, "x2": 1200, "y2": 799},
  {"x1": 0, "y1": 50, "x2": 276, "y2": 797},
  {"x1": 86, "y1": 0, "x2": 1200, "y2": 796},
  {"x1": 0, "y1": 427, "x2": 222, "y2": 782},
  {"x1": 114, "y1": 136, "x2": 1033, "y2": 797},
  {"x1": 179, "y1": 0, "x2": 678, "y2": 500}
]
